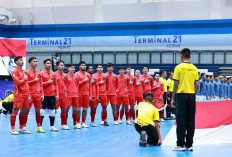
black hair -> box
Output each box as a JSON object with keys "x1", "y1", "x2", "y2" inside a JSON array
[
  {"x1": 169, "y1": 72, "x2": 173, "y2": 77},
  {"x1": 118, "y1": 66, "x2": 124, "y2": 71},
  {"x1": 14, "y1": 56, "x2": 23, "y2": 63},
  {"x1": 96, "y1": 64, "x2": 103, "y2": 68},
  {"x1": 78, "y1": 61, "x2": 86, "y2": 67},
  {"x1": 56, "y1": 60, "x2": 64, "y2": 66},
  {"x1": 143, "y1": 93, "x2": 154, "y2": 102},
  {"x1": 180, "y1": 48, "x2": 191, "y2": 58},
  {"x1": 160, "y1": 70, "x2": 166, "y2": 76},
  {"x1": 126, "y1": 66, "x2": 132, "y2": 69},
  {"x1": 28, "y1": 57, "x2": 37, "y2": 63},
  {"x1": 201, "y1": 73, "x2": 206, "y2": 78},
  {"x1": 87, "y1": 65, "x2": 93, "y2": 70},
  {"x1": 214, "y1": 74, "x2": 218, "y2": 77},
  {"x1": 155, "y1": 73, "x2": 160, "y2": 76},
  {"x1": 68, "y1": 63, "x2": 75, "y2": 68},
  {"x1": 43, "y1": 59, "x2": 52, "y2": 64},
  {"x1": 107, "y1": 62, "x2": 114, "y2": 67},
  {"x1": 143, "y1": 66, "x2": 148, "y2": 70}
]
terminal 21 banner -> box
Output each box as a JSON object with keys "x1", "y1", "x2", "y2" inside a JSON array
[{"x1": 17, "y1": 34, "x2": 232, "y2": 52}]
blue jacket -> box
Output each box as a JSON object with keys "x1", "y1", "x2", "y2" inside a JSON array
[
  {"x1": 213, "y1": 80, "x2": 220, "y2": 97},
  {"x1": 222, "y1": 82, "x2": 227, "y2": 97},
  {"x1": 230, "y1": 83, "x2": 232, "y2": 98},
  {"x1": 227, "y1": 83, "x2": 230, "y2": 98},
  {"x1": 210, "y1": 81, "x2": 214, "y2": 97},
  {"x1": 218, "y1": 81, "x2": 223, "y2": 97},
  {"x1": 206, "y1": 81, "x2": 211, "y2": 97},
  {"x1": 199, "y1": 79, "x2": 207, "y2": 96}
]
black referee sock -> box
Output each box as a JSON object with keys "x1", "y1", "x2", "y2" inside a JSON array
[
  {"x1": 41, "y1": 116, "x2": 44, "y2": 126},
  {"x1": 49, "y1": 116, "x2": 55, "y2": 126}
]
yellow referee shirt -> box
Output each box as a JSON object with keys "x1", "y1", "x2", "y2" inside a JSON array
[
  {"x1": 3, "y1": 94, "x2": 14, "y2": 103},
  {"x1": 136, "y1": 102, "x2": 160, "y2": 126},
  {"x1": 159, "y1": 77, "x2": 167, "y2": 92},
  {"x1": 167, "y1": 78, "x2": 174, "y2": 92},
  {"x1": 173, "y1": 63, "x2": 198, "y2": 94}
]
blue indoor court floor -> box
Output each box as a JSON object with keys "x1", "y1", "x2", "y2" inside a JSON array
[{"x1": 0, "y1": 107, "x2": 232, "y2": 157}]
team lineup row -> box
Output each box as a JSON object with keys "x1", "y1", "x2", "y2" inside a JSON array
[{"x1": 10, "y1": 56, "x2": 171, "y2": 135}]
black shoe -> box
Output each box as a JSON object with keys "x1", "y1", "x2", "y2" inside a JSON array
[
  {"x1": 139, "y1": 131, "x2": 148, "y2": 147},
  {"x1": 104, "y1": 121, "x2": 109, "y2": 126}
]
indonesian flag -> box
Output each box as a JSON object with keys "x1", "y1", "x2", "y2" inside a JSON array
[
  {"x1": 163, "y1": 100, "x2": 232, "y2": 145},
  {"x1": 0, "y1": 39, "x2": 26, "y2": 76}
]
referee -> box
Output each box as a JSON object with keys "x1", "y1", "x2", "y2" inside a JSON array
[{"x1": 171, "y1": 48, "x2": 199, "y2": 151}]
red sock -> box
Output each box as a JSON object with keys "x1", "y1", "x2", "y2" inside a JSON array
[
  {"x1": 101, "y1": 111, "x2": 104, "y2": 121},
  {"x1": 11, "y1": 112, "x2": 16, "y2": 130},
  {"x1": 24, "y1": 113, "x2": 29, "y2": 128},
  {"x1": 82, "y1": 116, "x2": 86, "y2": 124},
  {"x1": 36, "y1": 112, "x2": 41, "y2": 127},
  {"x1": 91, "y1": 109, "x2": 96, "y2": 123},
  {"x1": 113, "y1": 110, "x2": 117, "y2": 121},
  {"x1": 120, "y1": 109, "x2": 124, "y2": 120},
  {"x1": 61, "y1": 112, "x2": 66, "y2": 126},
  {"x1": 116, "y1": 109, "x2": 119, "y2": 121},
  {"x1": 19, "y1": 113, "x2": 25, "y2": 129},
  {"x1": 103, "y1": 110, "x2": 107, "y2": 122},
  {"x1": 131, "y1": 109, "x2": 135, "y2": 120},
  {"x1": 125, "y1": 110, "x2": 130, "y2": 121},
  {"x1": 159, "y1": 110, "x2": 164, "y2": 118},
  {"x1": 72, "y1": 111, "x2": 77, "y2": 125},
  {"x1": 77, "y1": 111, "x2": 80, "y2": 124},
  {"x1": 65, "y1": 111, "x2": 68, "y2": 125}
]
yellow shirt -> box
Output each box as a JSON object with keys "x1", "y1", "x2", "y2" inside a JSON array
[
  {"x1": 167, "y1": 78, "x2": 174, "y2": 92},
  {"x1": 159, "y1": 77, "x2": 167, "y2": 92},
  {"x1": 173, "y1": 63, "x2": 199, "y2": 94},
  {"x1": 3, "y1": 94, "x2": 14, "y2": 103},
  {"x1": 136, "y1": 102, "x2": 160, "y2": 126}
]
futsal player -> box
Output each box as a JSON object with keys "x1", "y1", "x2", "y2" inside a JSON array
[
  {"x1": 27, "y1": 57, "x2": 45, "y2": 133},
  {"x1": 65, "y1": 64, "x2": 80, "y2": 129},
  {"x1": 55, "y1": 61, "x2": 68, "y2": 130},
  {"x1": 134, "y1": 70, "x2": 144, "y2": 105},
  {"x1": 134, "y1": 93, "x2": 162, "y2": 147},
  {"x1": 213, "y1": 75, "x2": 220, "y2": 101},
  {"x1": 105, "y1": 63, "x2": 118, "y2": 125},
  {"x1": 40, "y1": 59, "x2": 59, "y2": 131},
  {"x1": 159, "y1": 70, "x2": 167, "y2": 121},
  {"x1": 152, "y1": 73, "x2": 165, "y2": 121},
  {"x1": 172, "y1": 48, "x2": 199, "y2": 151},
  {"x1": 76, "y1": 61, "x2": 92, "y2": 128},
  {"x1": 126, "y1": 66, "x2": 136, "y2": 123},
  {"x1": 116, "y1": 67, "x2": 131, "y2": 125},
  {"x1": 166, "y1": 72, "x2": 175, "y2": 119},
  {"x1": 141, "y1": 66, "x2": 154, "y2": 94},
  {"x1": 10, "y1": 56, "x2": 31, "y2": 135},
  {"x1": 94, "y1": 64, "x2": 109, "y2": 126},
  {"x1": 88, "y1": 65, "x2": 99, "y2": 127}
]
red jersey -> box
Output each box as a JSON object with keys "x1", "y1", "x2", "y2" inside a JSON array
[
  {"x1": 27, "y1": 68, "x2": 44, "y2": 97},
  {"x1": 135, "y1": 76, "x2": 144, "y2": 97},
  {"x1": 55, "y1": 71, "x2": 67, "y2": 99},
  {"x1": 94, "y1": 72, "x2": 106, "y2": 95},
  {"x1": 91, "y1": 74, "x2": 99, "y2": 98},
  {"x1": 141, "y1": 74, "x2": 154, "y2": 94},
  {"x1": 65, "y1": 72, "x2": 79, "y2": 97},
  {"x1": 152, "y1": 80, "x2": 164, "y2": 98},
  {"x1": 116, "y1": 75, "x2": 130, "y2": 97},
  {"x1": 76, "y1": 71, "x2": 92, "y2": 96},
  {"x1": 40, "y1": 69, "x2": 58, "y2": 97},
  {"x1": 127, "y1": 74, "x2": 136, "y2": 95},
  {"x1": 12, "y1": 67, "x2": 30, "y2": 97},
  {"x1": 106, "y1": 72, "x2": 117, "y2": 96}
]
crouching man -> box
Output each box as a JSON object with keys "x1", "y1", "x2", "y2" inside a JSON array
[{"x1": 134, "y1": 93, "x2": 162, "y2": 147}]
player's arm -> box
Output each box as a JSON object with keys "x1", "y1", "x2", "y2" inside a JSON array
[
  {"x1": 154, "y1": 120, "x2": 162, "y2": 146},
  {"x1": 171, "y1": 80, "x2": 179, "y2": 107},
  {"x1": 150, "y1": 76, "x2": 154, "y2": 89},
  {"x1": 89, "y1": 75, "x2": 92, "y2": 98},
  {"x1": 11, "y1": 71, "x2": 27, "y2": 86},
  {"x1": 41, "y1": 74, "x2": 52, "y2": 86}
]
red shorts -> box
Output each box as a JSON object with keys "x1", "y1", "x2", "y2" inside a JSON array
[
  {"x1": 56, "y1": 98, "x2": 67, "y2": 110},
  {"x1": 67, "y1": 97, "x2": 79, "y2": 107},
  {"x1": 29, "y1": 96, "x2": 42, "y2": 109},
  {"x1": 135, "y1": 96, "x2": 144, "y2": 105},
  {"x1": 107, "y1": 95, "x2": 117, "y2": 105},
  {"x1": 13, "y1": 95, "x2": 30, "y2": 109},
  {"x1": 116, "y1": 96, "x2": 129, "y2": 106},
  {"x1": 129, "y1": 95, "x2": 136, "y2": 105},
  {"x1": 79, "y1": 95, "x2": 89, "y2": 108},
  {"x1": 89, "y1": 97, "x2": 98, "y2": 108},
  {"x1": 99, "y1": 95, "x2": 108, "y2": 106}
]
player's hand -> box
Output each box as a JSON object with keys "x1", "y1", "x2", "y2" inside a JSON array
[
  {"x1": 56, "y1": 96, "x2": 59, "y2": 100},
  {"x1": 92, "y1": 78, "x2": 96, "y2": 84},
  {"x1": 145, "y1": 79, "x2": 150, "y2": 84},
  {"x1": 64, "y1": 76, "x2": 67, "y2": 80},
  {"x1": 24, "y1": 75, "x2": 28, "y2": 80},
  {"x1": 35, "y1": 77, "x2": 40, "y2": 82},
  {"x1": 171, "y1": 99, "x2": 175, "y2": 108},
  {"x1": 136, "y1": 81, "x2": 142, "y2": 86},
  {"x1": 89, "y1": 97, "x2": 92, "y2": 102},
  {"x1": 29, "y1": 96, "x2": 31, "y2": 103},
  {"x1": 75, "y1": 78, "x2": 78, "y2": 82},
  {"x1": 159, "y1": 97, "x2": 162, "y2": 101},
  {"x1": 41, "y1": 96, "x2": 44, "y2": 102},
  {"x1": 157, "y1": 139, "x2": 162, "y2": 146},
  {"x1": 97, "y1": 98, "x2": 100, "y2": 103},
  {"x1": 100, "y1": 80, "x2": 106, "y2": 84},
  {"x1": 85, "y1": 77, "x2": 89, "y2": 82},
  {"x1": 50, "y1": 79, "x2": 54, "y2": 84},
  {"x1": 157, "y1": 84, "x2": 161, "y2": 88}
]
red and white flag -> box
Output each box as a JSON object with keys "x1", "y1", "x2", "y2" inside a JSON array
[
  {"x1": 0, "y1": 39, "x2": 26, "y2": 75},
  {"x1": 163, "y1": 100, "x2": 232, "y2": 145}
]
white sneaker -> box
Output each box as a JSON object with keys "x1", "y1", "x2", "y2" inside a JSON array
[
  {"x1": 81, "y1": 123, "x2": 89, "y2": 128},
  {"x1": 119, "y1": 120, "x2": 123, "y2": 124},
  {"x1": 10, "y1": 129, "x2": 19, "y2": 135},
  {"x1": 90, "y1": 123, "x2": 98, "y2": 127},
  {"x1": 49, "y1": 126, "x2": 59, "y2": 132},
  {"x1": 65, "y1": 125, "x2": 69, "y2": 130},
  {"x1": 76, "y1": 123, "x2": 81, "y2": 129},
  {"x1": 161, "y1": 118, "x2": 165, "y2": 122},
  {"x1": 126, "y1": 120, "x2": 132, "y2": 125},
  {"x1": 114, "y1": 121, "x2": 119, "y2": 125},
  {"x1": 185, "y1": 147, "x2": 193, "y2": 151},
  {"x1": 173, "y1": 146, "x2": 185, "y2": 151},
  {"x1": 100, "y1": 121, "x2": 104, "y2": 125},
  {"x1": 133, "y1": 120, "x2": 136, "y2": 124},
  {"x1": 61, "y1": 125, "x2": 66, "y2": 130}
]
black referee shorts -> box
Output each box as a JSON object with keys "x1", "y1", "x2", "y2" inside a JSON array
[{"x1": 42, "y1": 96, "x2": 56, "y2": 110}]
